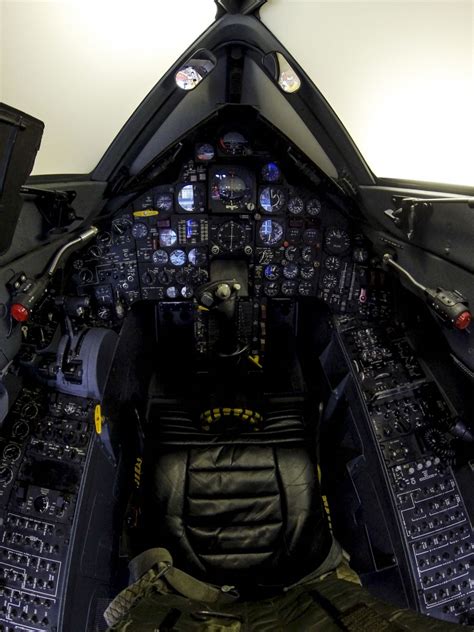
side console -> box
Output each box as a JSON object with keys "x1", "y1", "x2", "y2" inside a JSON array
[{"x1": 321, "y1": 320, "x2": 473, "y2": 626}]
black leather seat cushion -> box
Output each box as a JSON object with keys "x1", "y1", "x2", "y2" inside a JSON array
[{"x1": 142, "y1": 410, "x2": 332, "y2": 590}]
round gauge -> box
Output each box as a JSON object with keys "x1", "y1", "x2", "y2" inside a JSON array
[
  {"x1": 281, "y1": 280, "x2": 298, "y2": 296},
  {"x1": 131, "y1": 222, "x2": 149, "y2": 240},
  {"x1": 259, "y1": 220, "x2": 284, "y2": 246},
  {"x1": 306, "y1": 198, "x2": 322, "y2": 217},
  {"x1": 301, "y1": 246, "x2": 314, "y2": 262},
  {"x1": 196, "y1": 143, "x2": 215, "y2": 161},
  {"x1": 261, "y1": 162, "x2": 281, "y2": 183},
  {"x1": 97, "y1": 232, "x2": 111, "y2": 246},
  {"x1": 79, "y1": 269, "x2": 94, "y2": 284},
  {"x1": 3, "y1": 444, "x2": 21, "y2": 463},
  {"x1": 285, "y1": 246, "x2": 298, "y2": 261},
  {"x1": 259, "y1": 187, "x2": 286, "y2": 214},
  {"x1": 152, "y1": 249, "x2": 169, "y2": 266},
  {"x1": 88, "y1": 245, "x2": 103, "y2": 259},
  {"x1": 288, "y1": 196, "x2": 305, "y2": 216},
  {"x1": 217, "y1": 175, "x2": 247, "y2": 202},
  {"x1": 264, "y1": 264, "x2": 280, "y2": 281},
  {"x1": 325, "y1": 256, "x2": 341, "y2": 271},
  {"x1": 175, "y1": 269, "x2": 189, "y2": 285},
  {"x1": 141, "y1": 271, "x2": 155, "y2": 285},
  {"x1": 300, "y1": 264, "x2": 315, "y2": 280},
  {"x1": 303, "y1": 227, "x2": 319, "y2": 245},
  {"x1": 298, "y1": 281, "x2": 313, "y2": 296},
  {"x1": 155, "y1": 193, "x2": 174, "y2": 212},
  {"x1": 353, "y1": 247, "x2": 369, "y2": 263},
  {"x1": 283, "y1": 263, "x2": 299, "y2": 279},
  {"x1": 217, "y1": 221, "x2": 247, "y2": 252},
  {"x1": 188, "y1": 247, "x2": 207, "y2": 267},
  {"x1": 166, "y1": 286, "x2": 179, "y2": 299},
  {"x1": 169, "y1": 249, "x2": 186, "y2": 266},
  {"x1": 21, "y1": 403, "x2": 38, "y2": 419},
  {"x1": 112, "y1": 217, "x2": 132, "y2": 235},
  {"x1": 177, "y1": 184, "x2": 197, "y2": 212},
  {"x1": 322, "y1": 273, "x2": 339, "y2": 289},
  {"x1": 0, "y1": 465, "x2": 13, "y2": 485},
  {"x1": 325, "y1": 227, "x2": 351, "y2": 254},
  {"x1": 191, "y1": 268, "x2": 209, "y2": 285},
  {"x1": 159, "y1": 228, "x2": 178, "y2": 247},
  {"x1": 264, "y1": 282, "x2": 280, "y2": 297},
  {"x1": 181, "y1": 285, "x2": 194, "y2": 299},
  {"x1": 97, "y1": 306, "x2": 111, "y2": 320},
  {"x1": 157, "y1": 271, "x2": 171, "y2": 285},
  {"x1": 219, "y1": 131, "x2": 249, "y2": 155}
]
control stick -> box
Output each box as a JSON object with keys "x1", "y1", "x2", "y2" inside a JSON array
[{"x1": 195, "y1": 279, "x2": 245, "y2": 357}]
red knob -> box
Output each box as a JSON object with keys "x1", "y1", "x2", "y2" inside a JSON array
[
  {"x1": 10, "y1": 304, "x2": 30, "y2": 322},
  {"x1": 454, "y1": 310, "x2": 471, "y2": 330}
]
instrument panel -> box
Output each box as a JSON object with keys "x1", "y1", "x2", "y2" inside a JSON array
[{"x1": 70, "y1": 136, "x2": 371, "y2": 321}]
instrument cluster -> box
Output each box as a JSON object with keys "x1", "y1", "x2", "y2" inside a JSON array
[{"x1": 69, "y1": 133, "x2": 370, "y2": 320}]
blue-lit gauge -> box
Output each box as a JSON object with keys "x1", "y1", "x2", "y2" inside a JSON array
[
  {"x1": 261, "y1": 162, "x2": 281, "y2": 183},
  {"x1": 185, "y1": 218, "x2": 200, "y2": 241},
  {"x1": 303, "y1": 227, "x2": 320, "y2": 245},
  {"x1": 264, "y1": 264, "x2": 280, "y2": 281},
  {"x1": 155, "y1": 193, "x2": 173, "y2": 212},
  {"x1": 166, "y1": 286, "x2": 179, "y2": 299},
  {"x1": 259, "y1": 187, "x2": 286, "y2": 214},
  {"x1": 283, "y1": 263, "x2": 299, "y2": 279},
  {"x1": 159, "y1": 228, "x2": 178, "y2": 247},
  {"x1": 196, "y1": 143, "x2": 215, "y2": 161},
  {"x1": 181, "y1": 285, "x2": 194, "y2": 299},
  {"x1": 209, "y1": 166, "x2": 255, "y2": 213},
  {"x1": 188, "y1": 247, "x2": 207, "y2": 267},
  {"x1": 306, "y1": 198, "x2": 322, "y2": 217},
  {"x1": 152, "y1": 249, "x2": 169, "y2": 266},
  {"x1": 169, "y1": 249, "x2": 187, "y2": 266},
  {"x1": 259, "y1": 219, "x2": 284, "y2": 246},
  {"x1": 217, "y1": 175, "x2": 247, "y2": 203},
  {"x1": 288, "y1": 196, "x2": 305, "y2": 216},
  {"x1": 219, "y1": 131, "x2": 249, "y2": 156},
  {"x1": 131, "y1": 222, "x2": 149, "y2": 239},
  {"x1": 301, "y1": 246, "x2": 314, "y2": 262},
  {"x1": 177, "y1": 183, "x2": 205, "y2": 213}
]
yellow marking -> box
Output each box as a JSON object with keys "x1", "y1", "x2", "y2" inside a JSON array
[
  {"x1": 197, "y1": 305, "x2": 209, "y2": 312},
  {"x1": 94, "y1": 405, "x2": 103, "y2": 434},
  {"x1": 248, "y1": 355, "x2": 263, "y2": 369},
  {"x1": 133, "y1": 209, "x2": 159, "y2": 217}
]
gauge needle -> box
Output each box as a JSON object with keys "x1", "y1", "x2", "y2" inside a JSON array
[{"x1": 230, "y1": 222, "x2": 234, "y2": 250}]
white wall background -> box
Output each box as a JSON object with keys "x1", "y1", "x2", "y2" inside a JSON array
[
  {"x1": 0, "y1": 0, "x2": 473, "y2": 186},
  {"x1": 0, "y1": 0, "x2": 216, "y2": 174}
]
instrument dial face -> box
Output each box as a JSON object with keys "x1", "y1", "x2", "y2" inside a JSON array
[
  {"x1": 177, "y1": 184, "x2": 204, "y2": 213},
  {"x1": 285, "y1": 246, "x2": 298, "y2": 261},
  {"x1": 306, "y1": 198, "x2": 322, "y2": 217},
  {"x1": 281, "y1": 280, "x2": 298, "y2": 296},
  {"x1": 261, "y1": 162, "x2": 281, "y2": 183},
  {"x1": 259, "y1": 220, "x2": 284, "y2": 246},
  {"x1": 301, "y1": 246, "x2": 314, "y2": 262},
  {"x1": 79, "y1": 269, "x2": 94, "y2": 284},
  {"x1": 217, "y1": 221, "x2": 247, "y2": 252},
  {"x1": 188, "y1": 247, "x2": 207, "y2": 267},
  {"x1": 325, "y1": 227, "x2": 351, "y2": 254},
  {"x1": 300, "y1": 264, "x2": 315, "y2": 280},
  {"x1": 155, "y1": 193, "x2": 174, "y2": 212},
  {"x1": 166, "y1": 286, "x2": 179, "y2": 299},
  {"x1": 181, "y1": 285, "x2": 194, "y2": 299},
  {"x1": 112, "y1": 217, "x2": 132, "y2": 235},
  {"x1": 196, "y1": 143, "x2": 215, "y2": 161},
  {"x1": 298, "y1": 281, "x2": 313, "y2": 296},
  {"x1": 152, "y1": 249, "x2": 169, "y2": 266},
  {"x1": 283, "y1": 262, "x2": 299, "y2": 279},
  {"x1": 264, "y1": 264, "x2": 280, "y2": 281},
  {"x1": 259, "y1": 187, "x2": 286, "y2": 214},
  {"x1": 353, "y1": 247, "x2": 369, "y2": 263},
  {"x1": 219, "y1": 131, "x2": 249, "y2": 156},
  {"x1": 264, "y1": 282, "x2": 280, "y2": 297},
  {"x1": 159, "y1": 229, "x2": 178, "y2": 247},
  {"x1": 325, "y1": 256, "x2": 341, "y2": 271},
  {"x1": 209, "y1": 167, "x2": 254, "y2": 212},
  {"x1": 169, "y1": 249, "x2": 186, "y2": 266},
  {"x1": 303, "y1": 227, "x2": 319, "y2": 245},
  {"x1": 131, "y1": 222, "x2": 149, "y2": 240},
  {"x1": 288, "y1": 196, "x2": 305, "y2": 216},
  {"x1": 322, "y1": 273, "x2": 339, "y2": 289}
]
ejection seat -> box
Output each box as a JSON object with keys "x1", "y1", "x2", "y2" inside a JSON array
[{"x1": 138, "y1": 407, "x2": 338, "y2": 593}]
